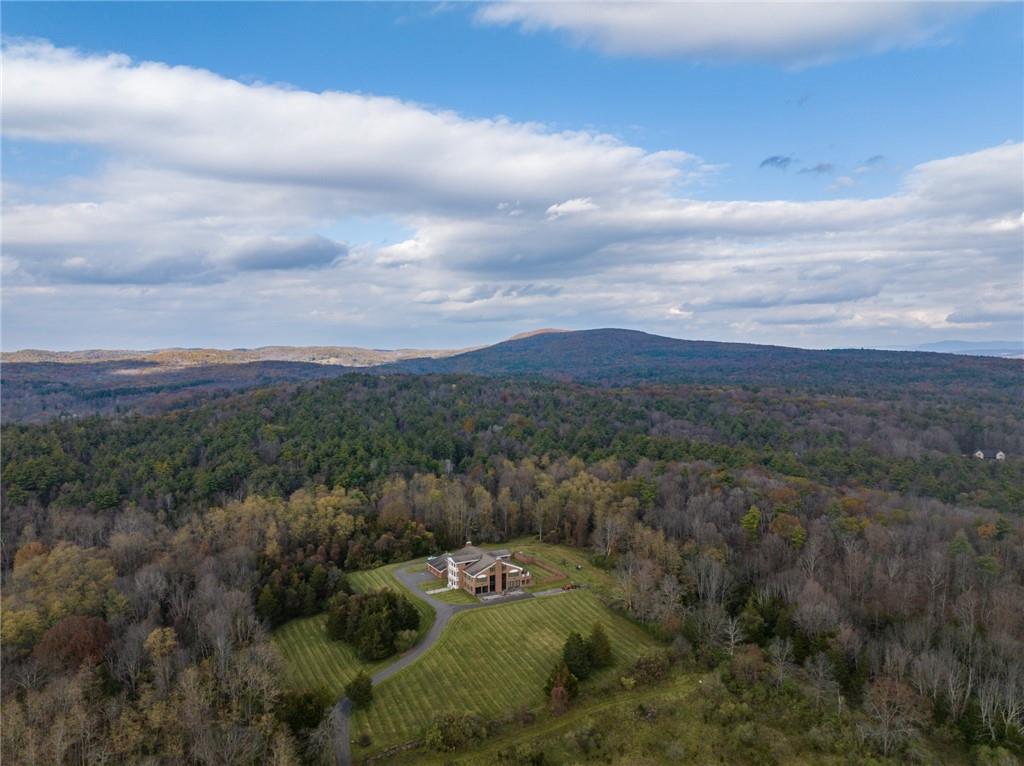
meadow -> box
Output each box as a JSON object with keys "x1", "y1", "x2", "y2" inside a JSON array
[
  {"x1": 350, "y1": 589, "x2": 661, "y2": 755},
  {"x1": 272, "y1": 559, "x2": 435, "y2": 696}
]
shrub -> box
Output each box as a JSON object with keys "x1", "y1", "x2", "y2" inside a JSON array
[
  {"x1": 730, "y1": 644, "x2": 767, "y2": 686},
  {"x1": 277, "y1": 688, "x2": 332, "y2": 734},
  {"x1": 544, "y1": 661, "x2": 578, "y2": 700},
  {"x1": 549, "y1": 684, "x2": 570, "y2": 716},
  {"x1": 513, "y1": 705, "x2": 535, "y2": 726},
  {"x1": 631, "y1": 651, "x2": 670, "y2": 685},
  {"x1": 394, "y1": 628, "x2": 418, "y2": 653},
  {"x1": 424, "y1": 711, "x2": 488, "y2": 752},
  {"x1": 570, "y1": 722, "x2": 604, "y2": 753},
  {"x1": 971, "y1": 745, "x2": 1021, "y2": 766},
  {"x1": 497, "y1": 744, "x2": 546, "y2": 765}
]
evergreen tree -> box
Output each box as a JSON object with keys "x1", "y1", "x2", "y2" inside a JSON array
[
  {"x1": 587, "y1": 623, "x2": 612, "y2": 669},
  {"x1": 563, "y1": 631, "x2": 592, "y2": 680},
  {"x1": 346, "y1": 671, "x2": 373, "y2": 709},
  {"x1": 256, "y1": 585, "x2": 281, "y2": 625}
]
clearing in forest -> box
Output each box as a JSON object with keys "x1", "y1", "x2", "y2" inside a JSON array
[
  {"x1": 350, "y1": 589, "x2": 660, "y2": 755},
  {"x1": 272, "y1": 559, "x2": 435, "y2": 695}
]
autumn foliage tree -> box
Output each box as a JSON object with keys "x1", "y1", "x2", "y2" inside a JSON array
[
  {"x1": 32, "y1": 615, "x2": 112, "y2": 671},
  {"x1": 544, "y1": 661, "x2": 579, "y2": 702},
  {"x1": 861, "y1": 678, "x2": 926, "y2": 756}
]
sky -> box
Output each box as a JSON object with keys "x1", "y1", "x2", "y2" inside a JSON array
[{"x1": 2, "y1": 1, "x2": 1022, "y2": 351}]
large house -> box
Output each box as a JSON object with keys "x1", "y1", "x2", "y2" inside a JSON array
[
  {"x1": 426, "y1": 543, "x2": 531, "y2": 596},
  {"x1": 974, "y1": 450, "x2": 1007, "y2": 461}
]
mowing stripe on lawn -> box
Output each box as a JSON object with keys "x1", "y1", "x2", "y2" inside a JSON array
[
  {"x1": 271, "y1": 559, "x2": 436, "y2": 697},
  {"x1": 350, "y1": 590, "x2": 660, "y2": 754}
]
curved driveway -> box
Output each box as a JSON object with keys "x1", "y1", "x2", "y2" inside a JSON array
[{"x1": 331, "y1": 566, "x2": 532, "y2": 765}]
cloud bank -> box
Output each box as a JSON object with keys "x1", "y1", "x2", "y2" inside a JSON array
[
  {"x1": 2, "y1": 42, "x2": 1021, "y2": 349},
  {"x1": 476, "y1": 2, "x2": 978, "y2": 65}
]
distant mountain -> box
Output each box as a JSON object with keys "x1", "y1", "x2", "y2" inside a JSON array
[
  {"x1": 895, "y1": 340, "x2": 1023, "y2": 359},
  {"x1": 0, "y1": 344, "x2": 470, "y2": 367},
  {"x1": 4, "y1": 329, "x2": 1022, "y2": 422},
  {"x1": 505, "y1": 328, "x2": 570, "y2": 341},
  {"x1": 388, "y1": 328, "x2": 1024, "y2": 393}
]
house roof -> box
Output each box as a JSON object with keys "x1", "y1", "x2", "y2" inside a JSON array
[
  {"x1": 465, "y1": 553, "x2": 524, "y2": 576},
  {"x1": 430, "y1": 544, "x2": 524, "y2": 577},
  {"x1": 448, "y1": 545, "x2": 486, "y2": 563}
]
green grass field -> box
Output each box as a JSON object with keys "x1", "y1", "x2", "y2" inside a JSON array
[
  {"x1": 351, "y1": 589, "x2": 661, "y2": 754},
  {"x1": 492, "y1": 538, "x2": 618, "y2": 593},
  {"x1": 272, "y1": 559, "x2": 436, "y2": 696},
  {"x1": 416, "y1": 578, "x2": 479, "y2": 604},
  {"x1": 387, "y1": 673, "x2": 705, "y2": 766},
  {"x1": 272, "y1": 613, "x2": 394, "y2": 695}
]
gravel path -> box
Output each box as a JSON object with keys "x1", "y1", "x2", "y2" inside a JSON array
[{"x1": 331, "y1": 567, "x2": 531, "y2": 765}]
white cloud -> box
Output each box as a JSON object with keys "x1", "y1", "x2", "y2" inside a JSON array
[
  {"x1": 1, "y1": 41, "x2": 685, "y2": 215},
  {"x1": 1, "y1": 41, "x2": 1021, "y2": 350},
  {"x1": 546, "y1": 197, "x2": 599, "y2": 219},
  {"x1": 477, "y1": 2, "x2": 978, "y2": 65}
]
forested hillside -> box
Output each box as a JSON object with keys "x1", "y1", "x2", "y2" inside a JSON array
[
  {"x1": 4, "y1": 329, "x2": 1022, "y2": 424},
  {"x1": 2, "y1": 372, "x2": 1022, "y2": 764},
  {"x1": 390, "y1": 329, "x2": 1024, "y2": 397}
]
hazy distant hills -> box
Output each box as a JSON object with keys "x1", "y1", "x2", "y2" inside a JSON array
[
  {"x1": 894, "y1": 340, "x2": 1023, "y2": 359},
  {"x1": 3, "y1": 328, "x2": 1021, "y2": 422},
  {"x1": 0, "y1": 344, "x2": 469, "y2": 367}
]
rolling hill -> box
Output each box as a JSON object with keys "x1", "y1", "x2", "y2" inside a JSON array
[
  {"x1": 387, "y1": 328, "x2": 1024, "y2": 395},
  {"x1": 4, "y1": 328, "x2": 1021, "y2": 423}
]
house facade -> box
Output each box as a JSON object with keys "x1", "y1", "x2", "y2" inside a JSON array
[
  {"x1": 974, "y1": 450, "x2": 1007, "y2": 461},
  {"x1": 426, "y1": 543, "x2": 531, "y2": 595}
]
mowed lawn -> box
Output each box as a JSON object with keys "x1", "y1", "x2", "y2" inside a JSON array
[
  {"x1": 272, "y1": 613, "x2": 393, "y2": 695},
  {"x1": 417, "y1": 578, "x2": 479, "y2": 605},
  {"x1": 484, "y1": 538, "x2": 619, "y2": 593},
  {"x1": 272, "y1": 560, "x2": 435, "y2": 696},
  {"x1": 350, "y1": 590, "x2": 660, "y2": 753}
]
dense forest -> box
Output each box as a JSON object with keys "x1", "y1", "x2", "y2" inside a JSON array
[
  {"x1": 2, "y1": 364, "x2": 1023, "y2": 764},
  {"x1": 4, "y1": 329, "x2": 1022, "y2": 425}
]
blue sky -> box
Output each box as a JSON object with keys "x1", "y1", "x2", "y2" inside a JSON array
[{"x1": 2, "y1": 2, "x2": 1022, "y2": 350}]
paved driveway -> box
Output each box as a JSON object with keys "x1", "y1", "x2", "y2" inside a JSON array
[{"x1": 331, "y1": 566, "x2": 533, "y2": 765}]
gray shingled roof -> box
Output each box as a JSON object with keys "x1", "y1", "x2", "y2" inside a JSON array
[
  {"x1": 450, "y1": 546, "x2": 484, "y2": 563},
  {"x1": 465, "y1": 554, "x2": 497, "y2": 576},
  {"x1": 465, "y1": 552, "x2": 524, "y2": 577},
  {"x1": 430, "y1": 545, "x2": 524, "y2": 577},
  {"x1": 426, "y1": 554, "x2": 447, "y2": 570}
]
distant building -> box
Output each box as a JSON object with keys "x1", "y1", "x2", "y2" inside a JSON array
[
  {"x1": 973, "y1": 450, "x2": 1007, "y2": 461},
  {"x1": 426, "y1": 542, "x2": 531, "y2": 596}
]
